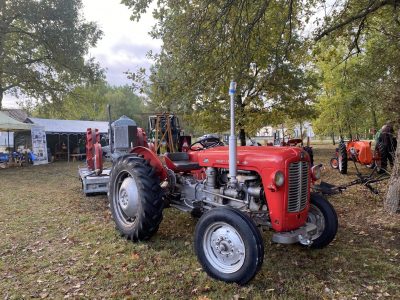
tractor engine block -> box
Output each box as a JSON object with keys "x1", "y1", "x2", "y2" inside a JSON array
[{"x1": 174, "y1": 167, "x2": 268, "y2": 218}]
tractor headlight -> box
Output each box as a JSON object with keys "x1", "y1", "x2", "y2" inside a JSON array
[
  {"x1": 274, "y1": 171, "x2": 285, "y2": 187},
  {"x1": 311, "y1": 165, "x2": 321, "y2": 181}
]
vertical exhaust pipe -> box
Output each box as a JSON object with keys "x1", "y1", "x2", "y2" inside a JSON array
[{"x1": 229, "y1": 81, "x2": 237, "y2": 185}]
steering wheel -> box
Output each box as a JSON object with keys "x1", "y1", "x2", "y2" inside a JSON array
[{"x1": 190, "y1": 136, "x2": 224, "y2": 151}]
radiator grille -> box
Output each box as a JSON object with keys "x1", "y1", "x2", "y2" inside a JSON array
[{"x1": 287, "y1": 161, "x2": 309, "y2": 213}]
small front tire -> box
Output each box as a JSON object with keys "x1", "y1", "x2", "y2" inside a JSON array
[
  {"x1": 330, "y1": 157, "x2": 338, "y2": 169},
  {"x1": 194, "y1": 207, "x2": 264, "y2": 285}
]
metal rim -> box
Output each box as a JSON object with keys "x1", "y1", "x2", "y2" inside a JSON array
[
  {"x1": 330, "y1": 158, "x2": 338, "y2": 168},
  {"x1": 307, "y1": 204, "x2": 325, "y2": 240},
  {"x1": 203, "y1": 222, "x2": 246, "y2": 274},
  {"x1": 113, "y1": 170, "x2": 140, "y2": 227}
]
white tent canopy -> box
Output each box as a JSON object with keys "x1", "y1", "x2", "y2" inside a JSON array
[
  {"x1": 0, "y1": 111, "x2": 32, "y2": 152},
  {"x1": 25, "y1": 117, "x2": 109, "y2": 162},
  {"x1": 26, "y1": 118, "x2": 109, "y2": 134},
  {"x1": 0, "y1": 111, "x2": 32, "y2": 131}
]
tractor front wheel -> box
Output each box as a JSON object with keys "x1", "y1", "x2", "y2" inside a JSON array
[
  {"x1": 109, "y1": 154, "x2": 164, "y2": 241},
  {"x1": 307, "y1": 193, "x2": 338, "y2": 249},
  {"x1": 194, "y1": 207, "x2": 264, "y2": 285},
  {"x1": 338, "y1": 142, "x2": 348, "y2": 174}
]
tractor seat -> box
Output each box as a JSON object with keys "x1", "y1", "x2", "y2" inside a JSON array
[{"x1": 164, "y1": 152, "x2": 201, "y2": 172}]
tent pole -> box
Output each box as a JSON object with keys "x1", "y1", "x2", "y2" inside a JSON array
[
  {"x1": 7, "y1": 130, "x2": 10, "y2": 153},
  {"x1": 67, "y1": 134, "x2": 70, "y2": 162}
]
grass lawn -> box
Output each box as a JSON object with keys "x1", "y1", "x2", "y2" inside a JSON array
[{"x1": 0, "y1": 145, "x2": 399, "y2": 299}]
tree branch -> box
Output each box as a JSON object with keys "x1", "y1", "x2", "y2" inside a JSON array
[
  {"x1": 18, "y1": 55, "x2": 52, "y2": 66},
  {"x1": 314, "y1": 0, "x2": 395, "y2": 41},
  {"x1": 3, "y1": 83, "x2": 19, "y2": 91}
]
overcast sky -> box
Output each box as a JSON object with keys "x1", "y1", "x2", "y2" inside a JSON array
[{"x1": 3, "y1": 0, "x2": 160, "y2": 108}]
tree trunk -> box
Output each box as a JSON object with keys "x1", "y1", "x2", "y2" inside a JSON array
[
  {"x1": 239, "y1": 128, "x2": 246, "y2": 146},
  {"x1": 237, "y1": 95, "x2": 246, "y2": 146},
  {"x1": 371, "y1": 108, "x2": 378, "y2": 129},
  {"x1": 385, "y1": 129, "x2": 400, "y2": 213},
  {"x1": 0, "y1": 91, "x2": 3, "y2": 110},
  {"x1": 299, "y1": 122, "x2": 303, "y2": 145},
  {"x1": 348, "y1": 124, "x2": 352, "y2": 140}
]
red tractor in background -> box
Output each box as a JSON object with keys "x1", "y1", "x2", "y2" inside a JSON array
[
  {"x1": 330, "y1": 139, "x2": 380, "y2": 174},
  {"x1": 325, "y1": 139, "x2": 392, "y2": 194},
  {"x1": 280, "y1": 138, "x2": 314, "y2": 166},
  {"x1": 82, "y1": 82, "x2": 338, "y2": 284}
]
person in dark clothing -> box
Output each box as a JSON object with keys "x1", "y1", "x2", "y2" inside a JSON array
[{"x1": 378, "y1": 121, "x2": 397, "y2": 171}]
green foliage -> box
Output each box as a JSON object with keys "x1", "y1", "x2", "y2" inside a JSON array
[
  {"x1": 32, "y1": 82, "x2": 149, "y2": 127},
  {"x1": 313, "y1": 2, "x2": 400, "y2": 138},
  {"x1": 0, "y1": 0, "x2": 104, "y2": 109},
  {"x1": 124, "y1": 0, "x2": 317, "y2": 135}
]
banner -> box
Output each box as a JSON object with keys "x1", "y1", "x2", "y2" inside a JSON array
[{"x1": 31, "y1": 125, "x2": 48, "y2": 165}]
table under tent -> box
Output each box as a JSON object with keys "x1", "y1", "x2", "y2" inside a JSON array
[
  {"x1": 25, "y1": 118, "x2": 109, "y2": 162},
  {"x1": 0, "y1": 111, "x2": 32, "y2": 166}
]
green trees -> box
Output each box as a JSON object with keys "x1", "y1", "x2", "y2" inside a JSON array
[
  {"x1": 313, "y1": 0, "x2": 400, "y2": 212},
  {"x1": 313, "y1": 41, "x2": 380, "y2": 140},
  {"x1": 32, "y1": 83, "x2": 149, "y2": 127},
  {"x1": 124, "y1": 0, "x2": 317, "y2": 135},
  {"x1": 0, "y1": 0, "x2": 103, "y2": 109}
]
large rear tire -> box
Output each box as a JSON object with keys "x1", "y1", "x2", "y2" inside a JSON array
[
  {"x1": 338, "y1": 142, "x2": 348, "y2": 174},
  {"x1": 109, "y1": 154, "x2": 164, "y2": 241},
  {"x1": 307, "y1": 193, "x2": 338, "y2": 249},
  {"x1": 194, "y1": 207, "x2": 264, "y2": 285}
]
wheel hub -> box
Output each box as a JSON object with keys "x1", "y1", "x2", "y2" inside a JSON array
[
  {"x1": 205, "y1": 223, "x2": 245, "y2": 273},
  {"x1": 118, "y1": 177, "x2": 139, "y2": 218}
]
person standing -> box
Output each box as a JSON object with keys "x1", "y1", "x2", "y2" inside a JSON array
[{"x1": 379, "y1": 121, "x2": 397, "y2": 171}]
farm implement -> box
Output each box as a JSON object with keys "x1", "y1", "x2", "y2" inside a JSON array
[{"x1": 324, "y1": 139, "x2": 391, "y2": 194}]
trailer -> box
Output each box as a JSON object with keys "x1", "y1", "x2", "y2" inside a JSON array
[{"x1": 79, "y1": 167, "x2": 110, "y2": 195}]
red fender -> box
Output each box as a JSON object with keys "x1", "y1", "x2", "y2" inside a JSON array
[{"x1": 130, "y1": 146, "x2": 168, "y2": 181}]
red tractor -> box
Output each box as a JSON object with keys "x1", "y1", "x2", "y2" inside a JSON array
[
  {"x1": 330, "y1": 139, "x2": 380, "y2": 174},
  {"x1": 85, "y1": 83, "x2": 338, "y2": 284}
]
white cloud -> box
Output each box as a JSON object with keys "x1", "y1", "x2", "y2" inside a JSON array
[
  {"x1": 3, "y1": 0, "x2": 160, "y2": 108},
  {"x1": 3, "y1": 95, "x2": 19, "y2": 109},
  {"x1": 83, "y1": 0, "x2": 161, "y2": 86}
]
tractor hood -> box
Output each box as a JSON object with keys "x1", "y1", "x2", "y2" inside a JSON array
[{"x1": 192, "y1": 146, "x2": 308, "y2": 170}]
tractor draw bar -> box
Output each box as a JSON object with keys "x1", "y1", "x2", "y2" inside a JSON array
[{"x1": 314, "y1": 159, "x2": 391, "y2": 196}]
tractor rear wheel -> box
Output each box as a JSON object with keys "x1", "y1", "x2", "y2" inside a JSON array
[
  {"x1": 338, "y1": 142, "x2": 348, "y2": 174},
  {"x1": 194, "y1": 207, "x2": 264, "y2": 285},
  {"x1": 307, "y1": 193, "x2": 338, "y2": 249},
  {"x1": 109, "y1": 154, "x2": 164, "y2": 241}
]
